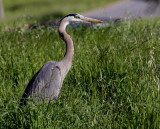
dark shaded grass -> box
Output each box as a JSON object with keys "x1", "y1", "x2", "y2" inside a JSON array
[
  {"x1": 2, "y1": 0, "x2": 116, "y2": 27},
  {"x1": 0, "y1": 20, "x2": 160, "y2": 128}
]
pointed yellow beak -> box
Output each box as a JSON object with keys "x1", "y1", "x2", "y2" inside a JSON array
[{"x1": 82, "y1": 17, "x2": 103, "y2": 23}]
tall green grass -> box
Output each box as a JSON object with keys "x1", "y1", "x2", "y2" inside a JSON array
[{"x1": 0, "y1": 19, "x2": 160, "y2": 128}]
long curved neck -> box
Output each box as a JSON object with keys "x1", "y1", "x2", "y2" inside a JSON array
[{"x1": 58, "y1": 20, "x2": 74, "y2": 66}]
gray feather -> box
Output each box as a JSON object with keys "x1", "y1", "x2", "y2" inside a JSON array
[{"x1": 20, "y1": 61, "x2": 62, "y2": 105}]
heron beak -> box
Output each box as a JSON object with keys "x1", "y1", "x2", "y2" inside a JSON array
[{"x1": 82, "y1": 17, "x2": 103, "y2": 23}]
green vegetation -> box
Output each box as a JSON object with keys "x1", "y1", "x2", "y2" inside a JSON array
[
  {"x1": 0, "y1": 19, "x2": 160, "y2": 128},
  {"x1": 2, "y1": 0, "x2": 116, "y2": 26}
]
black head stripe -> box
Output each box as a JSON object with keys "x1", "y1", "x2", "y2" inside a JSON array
[
  {"x1": 60, "y1": 13, "x2": 80, "y2": 21},
  {"x1": 65, "y1": 13, "x2": 77, "y2": 17}
]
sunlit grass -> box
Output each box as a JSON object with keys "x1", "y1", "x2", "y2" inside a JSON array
[{"x1": 0, "y1": 19, "x2": 160, "y2": 128}]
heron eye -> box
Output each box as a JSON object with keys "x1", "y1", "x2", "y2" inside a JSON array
[{"x1": 74, "y1": 15, "x2": 80, "y2": 19}]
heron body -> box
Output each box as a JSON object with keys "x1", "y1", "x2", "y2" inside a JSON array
[{"x1": 20, "y1": 13, "x2": 102, "y2": 106}]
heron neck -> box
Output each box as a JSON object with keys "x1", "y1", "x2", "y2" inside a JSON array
[{"x1": 58, "y1": 21, "x2": 74, "y2": 66}]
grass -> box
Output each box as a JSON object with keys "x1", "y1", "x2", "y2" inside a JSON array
[
  {"x1": 0, "y1": 18, "x2": 160, "y2": 128},
  {"x1": 1, "y1": 0, "x2": 116, "y2": 27}
]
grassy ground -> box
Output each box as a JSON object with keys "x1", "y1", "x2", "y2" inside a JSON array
[
  {"x1": 1, "y1": 0, "x2": 116, "y2": 27},
  {"x1": 0, "y1": 19, "x2": 160, "y2": 128}
]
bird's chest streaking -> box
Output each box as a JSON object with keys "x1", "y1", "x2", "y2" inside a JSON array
[{"x1": 59, "y1": 59, "x2": 73, "y2": 79}]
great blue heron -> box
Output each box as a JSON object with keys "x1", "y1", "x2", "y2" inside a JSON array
[{"x1": 20, "y1": 13, "x2": 103, "y2": 106}]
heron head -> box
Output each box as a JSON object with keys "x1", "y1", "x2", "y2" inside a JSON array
[{"x1": 62, "y1": 13, "x2": 103, "y2": 23}]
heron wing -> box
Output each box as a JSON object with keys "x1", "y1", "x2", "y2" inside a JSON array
[{"x1": 20, "y1": 61, "x2": 62, "y2": 105}]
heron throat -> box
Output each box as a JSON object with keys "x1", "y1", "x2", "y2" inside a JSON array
[{"x1": 58, "y1": 19, "x2": 74, "y2": 73}]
